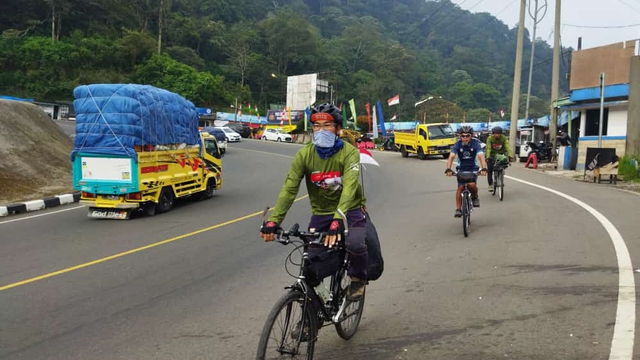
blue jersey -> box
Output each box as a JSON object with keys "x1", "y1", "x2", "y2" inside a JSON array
[{"x1": 452, "y1": 138, "x2": 484, "y2": 171}]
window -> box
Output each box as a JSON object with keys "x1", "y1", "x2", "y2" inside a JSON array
[
  {"x1": 427, "y1": 125, "x2": 455, "y2": 139},
  {"x1": 204, "y1": 139, "x2": 219, "y2": 157},
  {"x1": 419, "y1": 128, "x2": 427, "y2": 139},
  {"x1": 585, "y1": 109, "x2": 608, "y2": 136}
]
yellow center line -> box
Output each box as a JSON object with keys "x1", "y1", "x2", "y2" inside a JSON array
[
  {"x1": 0, "y1": 195, "x2": 309, "y2": 292},
  {"x1": 233, "y1": 147, "x2": 295, "y2": 158}
]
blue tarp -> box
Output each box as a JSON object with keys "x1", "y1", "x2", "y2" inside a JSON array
[{"x1": 71, "y1": 84, "x2": 199, "y2": 160}]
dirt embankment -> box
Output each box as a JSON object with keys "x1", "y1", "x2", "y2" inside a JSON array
[{"x1": 0, "y1": 99, "x2": 75, "y2": 204}]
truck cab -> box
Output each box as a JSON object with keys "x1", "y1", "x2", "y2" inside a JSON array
[{"x1": 394, "y1": 123, "x2": 456, "y2": 159}]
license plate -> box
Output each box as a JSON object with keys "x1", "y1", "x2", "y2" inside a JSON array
[
  {"x1": 103, "y1": 195, "x2": 120, "y2": 200},
  {"x1": 88, "y1": 208, "x2": 130, "y2": 220}
]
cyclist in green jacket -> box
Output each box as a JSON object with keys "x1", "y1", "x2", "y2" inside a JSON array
[
  {"x1": 260, "y1": 103, "x2": 367, "y2": 301},
  {"x1": 485, "y1": 126, "x2": 514, "y2": 192}
]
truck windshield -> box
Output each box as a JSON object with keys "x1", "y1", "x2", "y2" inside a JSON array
[
  {"x1": 204, "y1": 139, "x2": 219, "y2": 157},
  {"x1": 427, "y1": 125, "x2": 454, "y2": 139}
]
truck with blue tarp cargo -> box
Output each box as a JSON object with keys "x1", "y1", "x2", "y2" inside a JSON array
[{"x1": 71, "y1": 84, "x2": 223, "y2": 219}]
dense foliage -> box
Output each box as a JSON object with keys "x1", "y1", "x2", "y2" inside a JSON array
[{"x1": 0, "y1": 0, "x2": 570, "y2": 121}]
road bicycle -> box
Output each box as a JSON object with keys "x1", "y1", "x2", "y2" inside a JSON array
[
  {"x1": 490, "y1": 158, "x2": 510, "y2": 201},
  {"x1": 452, "y1": 171, "x2": 479, "y2": 237},
  {"x1": 256, "y1": 210, "x2": 365, "y2": 360}
]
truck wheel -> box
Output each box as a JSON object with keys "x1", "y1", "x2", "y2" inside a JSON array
[
  {"x1": 156, "y1": 187, "x2": 175, "y2": 213},
  {"x1": 418, "y1": 147, "x2": 426, "y2": 160},
  {"x1": 401, "y1": 146, "x2": 409, "y2": 158},
  {"x1": 196, "y1": 179, "x2": 215, "y2": 200}
]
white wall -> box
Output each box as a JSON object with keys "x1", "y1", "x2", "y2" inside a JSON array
[
  {"x1": 578, "y1": 105, "x2": 627, "y2": 137},
  {"x1": 607, "y1": 106, "x2": 628, "y2": 136}
]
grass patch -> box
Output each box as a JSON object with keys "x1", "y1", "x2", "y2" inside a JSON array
[{"x1": 619, "y1": 155, "x2": 640, "y2": 182}]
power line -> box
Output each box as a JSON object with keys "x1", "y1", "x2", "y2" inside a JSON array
[
  {"x1": 614, "y1": 0, "x2": 640, "y2": 15},
  {"x1": 428, "y1": 0, "x2": 470, "y2": 32},
  {"x1": 431, "y1": 0, "x2": 488, "y2": 34},
  {"x1": 562, "y1": 22, "x2": 640, "y2": 29}
]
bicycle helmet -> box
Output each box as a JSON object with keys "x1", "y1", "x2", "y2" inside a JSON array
[
  {"x1": 491, "y1": 126, "x2": 503, "y2": 134},
  {"x1": 458, "y1": 125, "x2": 474, "y2": 135},
  {"x1": 310, "y1": 103, "x2": 343, "y2": 124}
]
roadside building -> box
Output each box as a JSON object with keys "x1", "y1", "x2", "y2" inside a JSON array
[{"x1": 558, "y1": 40, "x2": 639, "y2": 170}]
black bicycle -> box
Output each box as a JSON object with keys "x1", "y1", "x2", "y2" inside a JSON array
[
  {"x1": 490, "y1": 159, "x2": 510, "y2": 201},
  {"x1": 256, "y1": 211, "x2": 365, "y2": 360},
  {"x1": 453, "y1": 171, "x2": 479, "y2": 237}
]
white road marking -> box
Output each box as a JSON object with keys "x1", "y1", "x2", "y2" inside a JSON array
[
  {"x1": 506, "y1": 175, "x2": 635, "y2": 360},
  {"x1": 0, "y1": 205, "x2": 86, "y2": 225}
]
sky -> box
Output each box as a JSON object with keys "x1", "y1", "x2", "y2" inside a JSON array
[{"x1": 450, "y1": 0, "x2": 640, "y2": 49}]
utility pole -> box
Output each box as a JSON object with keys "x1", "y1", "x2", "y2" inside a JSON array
[
  {"x1": 51, "y1": 0, "x2": 56, "y2": 42},
  {"x1": 157, "y1": 0, "x2": 164, "y2": 54},
  {"x1": 525, "y1": 0, "x2": 548, "y2": 121},
  {"x1": 550, "y1": 0, "x2": 561, "y2": 152},
  {"x1": 509, "y1": 0, "x2": 527, "y2": 156},
  {"x1": 234, "y1": 97, "x2": 238, "y2": 122}
]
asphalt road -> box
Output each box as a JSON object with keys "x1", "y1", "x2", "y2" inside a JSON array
[{"x1": 1, "y1": 139, "x2": 639, "y2": 360}]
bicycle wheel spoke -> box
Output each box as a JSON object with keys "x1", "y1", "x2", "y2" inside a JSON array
[{"x1": 258, "y1": 292, "x2": 314, "y2": 359}]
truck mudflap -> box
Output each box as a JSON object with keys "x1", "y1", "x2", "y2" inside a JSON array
[{"x1": 88, "y1": 207, "x2": 132, "y2": 220}]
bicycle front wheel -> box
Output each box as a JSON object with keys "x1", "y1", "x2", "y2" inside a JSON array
[
  {"x1": 491, "y1": 172, "x2": 497, "y2": 196},
  {"x1": 256, "y1": 290, "x2": 317, "y2": 360},
  {"x1": 462, "y1": 193, "x2": 470, "y2": 237},
  {"x1": 498, "y1": 171, "x2": 505, "y2": 201},
  {"x1": 334, "y1": 273, "x2": 365, "y2": 340}
]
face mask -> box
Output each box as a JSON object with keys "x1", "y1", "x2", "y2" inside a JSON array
[{"x1": 313, "y1": 130, "x2": 337, "y2": 148}]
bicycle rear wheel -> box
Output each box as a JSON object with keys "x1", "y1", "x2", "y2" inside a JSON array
[
  {"x1": 256, "y1": 290, "x2": 317, "y2": 360},
  {"x1": 334, "y1": 270, "x2": 365, "y2": 340},
  {"x1": 462, "y1": 193, "x2": 470, "y2": 237}
]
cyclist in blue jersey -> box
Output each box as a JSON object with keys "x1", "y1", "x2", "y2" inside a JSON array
[{"x1": 445, "y1": 126, "x2": 488, "y2": 218}]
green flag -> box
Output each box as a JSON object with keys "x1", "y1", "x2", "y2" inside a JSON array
[
  {"x1": 348, "y1": 99, "x2": 357, "y2": 129},
  {"x1": 341, "y1": 103, "x2": 348, "y2": 128}
]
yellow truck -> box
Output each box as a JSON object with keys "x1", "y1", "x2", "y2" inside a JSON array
[
  {"x1": 394, "y1": 123, "x2": 456, "y2": 159},
  {"x1": 74, "y1": 132, "x2": 223, "y2": 219},
  {"x1": 71, "y1": 84, "x2": 223, "y2": 219}
]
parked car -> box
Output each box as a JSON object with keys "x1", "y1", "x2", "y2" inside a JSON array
[
  {"x1": 261, "y1": 128, "x2": 292, "y2": 142},
  {"x1": 225, "y1": 123, "x2": 251, "y2": 138},
  {"x1": 215, "y1": 126, "x2": 242, "y2": 142},
  {"x1": 202, "y1": 127, "x2": 227, "y2": 154}
]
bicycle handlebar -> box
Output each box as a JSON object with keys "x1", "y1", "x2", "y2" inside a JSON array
[
  {"x1": 450, "y1": 170, "x2": 480, "y2": 176},
  {"x1": 274, "y1": 225, "x2": 327, "y2": 246},
  {"x1": 261, "y1": 206, "x2": 349, "y2": 246}
]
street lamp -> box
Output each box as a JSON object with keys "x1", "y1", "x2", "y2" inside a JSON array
[
  {"x1": 270, "y1": 73, "x2": 286, "y2": 106},
  {"x1": 414, "y1": 96, "x2": 443, "y2": 123}
]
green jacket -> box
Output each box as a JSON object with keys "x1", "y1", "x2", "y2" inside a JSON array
[
  {"x1": 268, "y1": 142, "x2": 365, "y2": 224},
  {"x1": 486, "y1": 134, "x2": 514, "y2": 158}
]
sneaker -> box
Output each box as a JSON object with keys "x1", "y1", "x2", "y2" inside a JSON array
[
  {"x1": 488, "y1": 185, "x2": 494, "y2": 193},
  {"x1": 472, "y1": 198, "x2": 480, "y2": 207},
  {"x1": 346, "y1": 277, "x2": 366, "y2": 302},
  {"x1": 291, "y1": 320, "x2": 310, "y2": 342},
  {"x1": 454, "y1": 209, "x2": 462, "y2": 218}
]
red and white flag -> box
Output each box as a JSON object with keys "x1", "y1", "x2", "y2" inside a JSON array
[
  {"x1": 387, "y1": 94, "x2": 400, "y2": 106},
  {"x1": 390, "y1": 113, "x2": 397, "y2": 121},
  {"x1": 359, "y1": 147, "x2": 379, "y2": 167},
  {"x1": 500, "y1": 108, "x2": 505, "y2": 118}
]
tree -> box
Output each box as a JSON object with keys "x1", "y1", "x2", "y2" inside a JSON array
[
  {"x1": 117, "y1": 30, "x2": 156, "y2": 67},
  {"x1": 466, "y1": 108, "x2": 492, "y2": 123},
  {"x1": 134, "y1": 54, "x2": 224, "y2": 106},
  {"x1": 262, "y1": 9, "x2": 320, "y2": 76}
]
